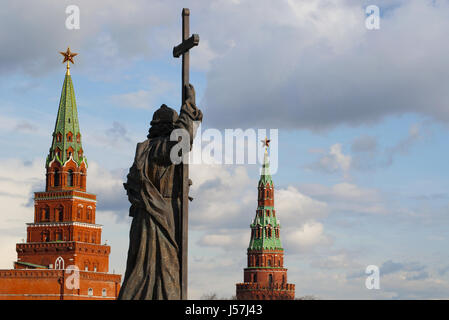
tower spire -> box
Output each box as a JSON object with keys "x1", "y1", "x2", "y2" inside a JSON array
[
  {"x1": 46, "y1": 48, "x2": 86, "y2": 191},
  {"x1": 259, "y1": 137, "x2": 273, "y2": 187}
]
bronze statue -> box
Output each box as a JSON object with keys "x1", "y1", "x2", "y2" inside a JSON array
[{"x1": 118, "y1": 84, "x2": 202, "y2": 300}]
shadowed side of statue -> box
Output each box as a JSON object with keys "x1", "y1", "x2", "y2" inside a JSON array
[{"x1": 118, "y1": 84, "x2": 202, "y2": 300}]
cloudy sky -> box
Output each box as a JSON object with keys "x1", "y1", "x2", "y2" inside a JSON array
[{"x1": 1, "y1": 0, "x2": 449, "y2": 299}]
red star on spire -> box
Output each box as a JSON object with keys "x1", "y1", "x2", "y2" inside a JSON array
[
  {"x1": 261, "y1": 137, "x2": 271, "y2": 148},
  {"x1": 59, "y1": 47, "x2": 78, "y2": 64}
]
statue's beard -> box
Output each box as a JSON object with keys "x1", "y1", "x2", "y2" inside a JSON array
[{"x1": 147, "y1": 123, "x2": 175, "y2": 139}]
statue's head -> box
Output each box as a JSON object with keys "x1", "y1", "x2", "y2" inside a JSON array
[{"x1": 147, "y1": 104, "x2": 179, "y2": 138}]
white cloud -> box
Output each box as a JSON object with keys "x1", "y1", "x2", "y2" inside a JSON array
[
  {"x1": 300, "y1": 182, "x2": 387, "y2": 215},
  {"x1": 307, "y1": 143, "x2": 352, "y2": 178},
  {"x1": 197, "y1": 229, "x2": 248, "y2": 251},
  {"x1": 276, "y1": 185, "x2": 328, "y2": 223},
  {"x1": 110, "y1": 76, "x2": 176, "y2": 109},
  {"x1": 284, "y1": 222, "x2": 332, "y2": 253},
  {"x1": 0, "y1": 158, "x2": 43, "y2": 268}
]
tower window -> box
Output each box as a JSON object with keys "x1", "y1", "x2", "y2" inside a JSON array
[
  {"x1": 68, "y1": 170, "x2": 74, "y2": 186},
  {"x1": 269, "y1": 274, "x2": 273, "y2": 286},
  {"x1": 67, "y1": 147, "x2": 74, "y2": 159},
  {"x1": 88, "y1": 288, "x2": 93, "y2": 296},
  {"x1": 42, "y1": 207, "x2": 50, "y2": 221},
  {"x1": 54, "y1": 170, "x2": 60, "y2": 187},
  {"x1": 42, "y1": 232, "x2": 49, "y2": 242},
  {"x1": 57, "y1": 206, "x2": 64, "y2": 221},
  {"x1": 102, "y1": 288, "x2": 107, "y2": 297},
  {"x1": 55, "y1": 257, "x2": 64, "y2": 270}
]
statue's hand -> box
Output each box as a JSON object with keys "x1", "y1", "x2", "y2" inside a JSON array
[{"x1": 185, "y1": 83, "x2": 196, "y2": 106}]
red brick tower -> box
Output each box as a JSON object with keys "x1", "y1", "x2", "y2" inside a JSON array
[
  {"x1": 0, "y1": 48, "x2": 121, "y2": 300},
  {"x1": 236, "y1": 138, "x2": 295, "y2": 300}
]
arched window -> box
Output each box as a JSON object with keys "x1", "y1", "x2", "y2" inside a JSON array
[
  {"x1": 56, "y1": 206, "x2": 64, "y2": 221},
  {"x1": 55, "y1": 256, "x2": 65, "y2": 270},
  {"x1": 55, "y1": 147, "x2": 62, "y2": 160},
  {"x1": 42, "y1": 207, "x2": 50, "y2": 221},
  {"x1": 80, "y1": 170, "x2": 86, "y2": 188},
  {"x1": 269, "y1": 274, "x2": 273, "y2": 286},
  {"x1": 68, "y1": 170, "x2": 74, "y2": 186},
  {"x1": 282, "y1": 275, "x2": 285, "y2": 284},
  {"x1": 268, "y1": 259, "x2": 272, "y2": 267},
  {"x1": 54, "y1": 170, "x2": 60, "y2": 186},
  {"x1": 88, "y1": 288, "x2": 93, "y2": 297},
  {"x1": 102, "y1": 288, "x2": 107, "y2": 297}
]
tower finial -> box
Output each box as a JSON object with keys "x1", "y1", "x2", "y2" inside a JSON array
[
  {"x1": 261, "y1": 137, "x2": 271, "y2": 152},
  {"x1": 59, "y1": 47, "x2": 78, "y2": 75}
]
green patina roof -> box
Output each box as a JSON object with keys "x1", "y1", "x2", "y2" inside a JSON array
[
  {"x1": 248, "y1": 147, "x2": 282, "y2": 250},
  {"x1": 248, "y1": 206, "x2": 283, "y2": 250},
  {"x1": 15, "y1": 261, "x2": 48, "y2": 269},
  {"x1": 46, "y1": 72, "x2": 86, "y2": 167}
]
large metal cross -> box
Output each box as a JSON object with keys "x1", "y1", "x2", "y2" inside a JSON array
[{"x1": 172, "y1": 7, "x2": 199, "y2": 300}]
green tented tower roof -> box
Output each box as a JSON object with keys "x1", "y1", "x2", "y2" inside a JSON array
[
  {"x1": 248, "y1": 145, "x2": 283, "y2": 251},
  {"x1": 46, "y1": 69, "x2": 86, "y2": 167}
]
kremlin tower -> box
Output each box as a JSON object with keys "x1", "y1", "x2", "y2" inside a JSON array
[
  {"x1": 236, "y1": 138, "x2": 295, "y2": 300},
  {"x1": 0, "y1": 48, "x2": 121, "y2": 300}
]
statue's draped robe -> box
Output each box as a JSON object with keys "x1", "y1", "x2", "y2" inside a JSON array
[{"x1": 118, "y1": 99, "x2": 202, "y2": 300}]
